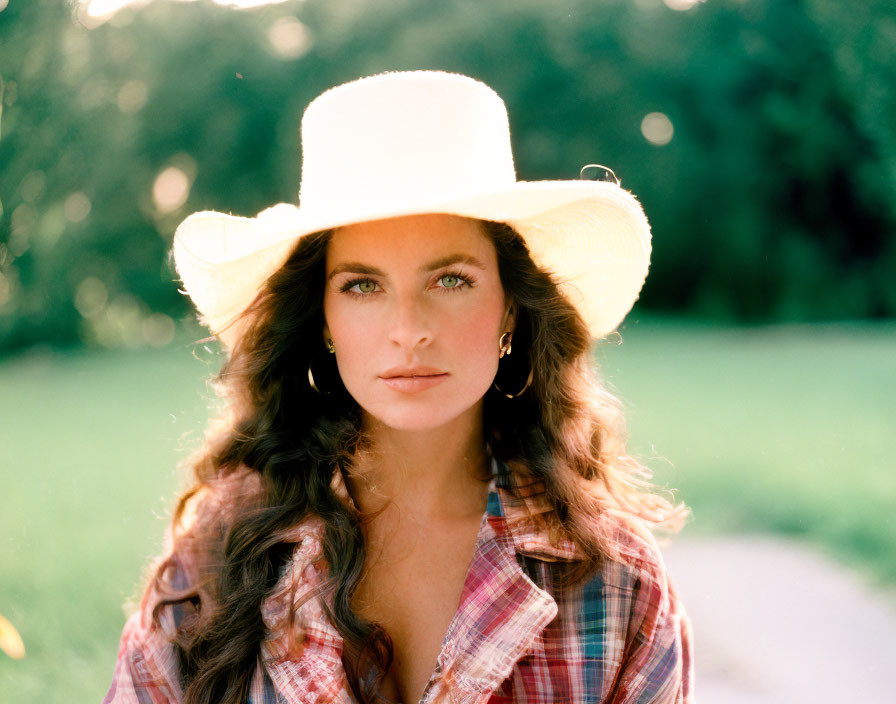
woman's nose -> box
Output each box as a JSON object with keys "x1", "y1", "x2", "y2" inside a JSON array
[{"x1": 387, "y1": 294, "x2": 433, "y2": 351}]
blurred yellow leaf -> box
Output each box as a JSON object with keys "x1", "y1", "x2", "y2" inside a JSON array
[{"x1": 0, "y1": 612, "x2": 25, "y2": 659}]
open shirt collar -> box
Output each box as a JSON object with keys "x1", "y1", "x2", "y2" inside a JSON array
[{"x1": 258, "y1": 454, "x2": 581, "y2": 703}]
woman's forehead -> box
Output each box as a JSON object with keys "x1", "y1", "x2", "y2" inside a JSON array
[{"x1": 326, "y1": 214, "x2": 496, "y2": 269}]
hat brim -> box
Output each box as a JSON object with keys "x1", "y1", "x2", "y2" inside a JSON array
[{"x1": 173, "y1": 179, "x2": 650, "y2": 348}]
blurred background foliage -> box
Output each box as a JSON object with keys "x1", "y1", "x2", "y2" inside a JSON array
[{"x1": 1, "y1": 0, "x2": 894, "y2": 356}]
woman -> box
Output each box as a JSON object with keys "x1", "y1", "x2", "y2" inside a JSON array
[{"x1": 104, "y1": 70, "x2": 693, "y2": 704}]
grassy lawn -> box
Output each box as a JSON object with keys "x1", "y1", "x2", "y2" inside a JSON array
[
  {"x1": 0, "y1": 338, "x2": 220, "y2": 702},
  {"x1": 1, "y1": 318, "x2": 893, "y2": 700},
  {"x1": 597, "y1": 317, "x2": 896, "y2": 585}
]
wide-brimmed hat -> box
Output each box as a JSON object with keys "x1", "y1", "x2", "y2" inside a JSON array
[{"x1": 173, "y1": 70, "x2": 651, "y2": 349}]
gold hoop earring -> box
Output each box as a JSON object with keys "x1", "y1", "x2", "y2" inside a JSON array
[
  {"x1": 310, "y1": 340, "x2": 337, "y2": 394},
  {"x1": 493, "y1": 365, "x2": 533, "y2": 398},
  {"x1": 493, "y1": 330, "x2": 532, "y2": 398},
  {"x1": 498, "y1": 331, "x2": 513, "y2": 358},
  {"x1": 308, "y1": 364, "x2": 324, "y2": 394}
]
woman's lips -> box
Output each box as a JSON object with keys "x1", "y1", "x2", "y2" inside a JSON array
[{"x1": 379, "y1": 373, "x2": 449, "y2": 393}]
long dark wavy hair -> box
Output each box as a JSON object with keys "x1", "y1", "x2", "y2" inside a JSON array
[{"x1": 148, "y1": 219, "x2": 688, "y2": 704}]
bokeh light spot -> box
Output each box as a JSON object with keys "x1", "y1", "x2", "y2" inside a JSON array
[
  {"x1": 267, "y1": 17, "x2": 312, "y2": 60},
  {"x1": 75, "y1": 277, "x2": 109, "y2": 319},
  {"x1": 21, "y1": 171, "x2": 46, "y2": 203},
  {"x1": 142, "y1": 312, "x2": 175, "y2": 347},
  {"x1": 92, "y1": 294, "x2": 144, "y2": 349},
  {"x1": 663, "y1": 0, "x2": 705, "y2": 10},
  {"x1": 80, "y1": 0, "x2": 294, "y2": 26},
  {"x1": 11, "y1": 203, "x2": 36, "y2": 236},
  {"x1": 641, "y1": 112, "x2": 674, "y2": 146},
  {"x1": 82, "y1": 0, "x2": 150, "y2": 21},
  {"x1": 64, "y1": 192, "x2": 92, "y2": 223},
  {"x1": 0, "y1": 613, "x2": 25, "y2": 660},
  {"x1": 37, "y1": 205, "x2": 68, "y2": 251},
  {"x1": 152, "y1": 167, "x2": 190, "y2": 213},
  {"x1": 10, "y1": 204, "x2": 36, "y2": 256},
  {"x1": 219, "y1": 0, "x2": 291, "y2": 7},
  {"x1": 117, "y1": 79, "x2": 148, "y2": 114}
]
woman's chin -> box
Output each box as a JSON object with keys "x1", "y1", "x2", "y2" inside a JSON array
[
  {"x1": 366, "y1": 410, "x2": 461, "y2": 434},
  {"x1": 358, "y1": 396, "x2": 484, "y2": 435}
]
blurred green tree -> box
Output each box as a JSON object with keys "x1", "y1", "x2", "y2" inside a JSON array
[{"x1": 0, "y1": 0, "x2": 893, "y2": 355}]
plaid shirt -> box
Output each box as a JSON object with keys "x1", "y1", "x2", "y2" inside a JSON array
[{"x1": 104, "y1": 457, "x2": 693, "y2": 704}]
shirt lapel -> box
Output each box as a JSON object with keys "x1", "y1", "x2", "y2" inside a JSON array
[
  {"x1": 419, "y1": 456, "x2": 580, "y2": 704},
  {"x1": 487, "y1": 459, "x2": 584, "y2": 563}
]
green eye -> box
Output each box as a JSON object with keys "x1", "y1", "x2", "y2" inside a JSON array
[
  {"x1": 440, "y1": 274, "x2": 460, "y2": 288},
  {"x1": 357, "y1": 281, "x2": 376, "y2": 293}
]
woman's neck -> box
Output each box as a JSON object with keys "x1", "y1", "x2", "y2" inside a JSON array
[{"x1": 345, "y1": 402, "x2": 492, "y2": 524}]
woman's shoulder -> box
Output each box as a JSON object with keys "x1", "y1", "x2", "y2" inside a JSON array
[
  {"x1": 570, "y1": 513, "x2": 694, "y2": 703},
  {"x1": 532, "y1": 507, "x2": 685, "y2": 637},
  {"x1": 104, "y1": 468, "x2": 273, "y2": 702},
  {"x1": 597, "y1": 510, "x2": 674, "y2": 582},
  {"x1": 573, "y1": 509, "x2": 687, "y2": 642},
  {"x1": 119, "y1": 468, "x2": 265, "y2": 630}
]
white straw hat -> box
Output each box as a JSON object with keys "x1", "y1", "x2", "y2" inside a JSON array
[{"x1": 173, "y1": 70, "x2": 651, "y2": 349}]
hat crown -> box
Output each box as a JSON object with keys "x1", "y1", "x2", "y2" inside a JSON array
[{"x1": 298, "y1": 71, "x2": 517, "y2": 217}]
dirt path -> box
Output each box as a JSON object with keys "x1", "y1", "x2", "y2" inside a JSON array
[{"x1": 662, "y1": 535, "x2": 896, "y2": 704}]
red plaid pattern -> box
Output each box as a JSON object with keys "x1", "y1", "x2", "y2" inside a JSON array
[{"x1": 104, "y1": 459, "x2": 693, "y2": 703}]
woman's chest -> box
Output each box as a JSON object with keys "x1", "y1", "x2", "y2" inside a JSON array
[{"x1": 350, "y1": 520, "x2": 483, "y2": 703}]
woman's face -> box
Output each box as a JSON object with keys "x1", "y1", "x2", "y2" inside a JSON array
[{"x1": 323, "y1": 213, "x2": 514, "y2": 432}]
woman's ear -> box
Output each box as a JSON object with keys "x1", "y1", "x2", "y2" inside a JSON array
[
  {"x1": 322, "y1": 324, "x2": 331, "y2": 345},
  {"x1": 502, "y1": 299, "x2": 517, "y2": 333}
]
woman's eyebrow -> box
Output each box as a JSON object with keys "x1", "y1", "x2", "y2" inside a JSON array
[{"x1": 326, "y1": 253, "x2": 487, "y2": 281}]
